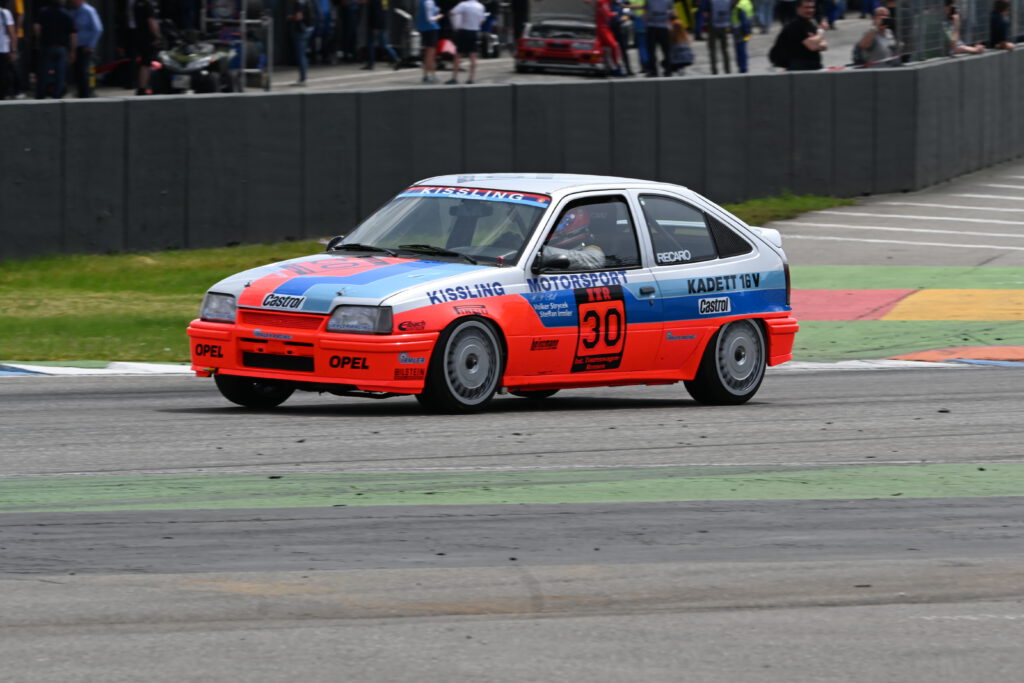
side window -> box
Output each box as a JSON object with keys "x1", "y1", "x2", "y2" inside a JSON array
[
  {"x1": 640, "y1": 195, "x2": 718, "y2": 266},
  {"x1": 708, "y1": 215, "x2": 754, "y2": 258},
  {"x1": 543, "y1": 196, "x2": 641, "y2": 271}
]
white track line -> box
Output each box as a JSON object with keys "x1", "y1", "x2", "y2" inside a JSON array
[
  {"x1": 879, "y1": 201, "x2": 1024, "y2": 214},
  {"x1": 780, "y1": 234, "x2": 1024, "y2": 251},
  {"x1": 979, "y1": 183, "x2": 1024, "y2": 190},
  {"x1": 773, "y1": 221, "x2": 1024, "y2": 240},
  {"x1": 815, "y1": 210, "x2": 1024, "y2": 227},
  {"x1": 952, "y1": 193, "x2": 1024, "y2": 201}
]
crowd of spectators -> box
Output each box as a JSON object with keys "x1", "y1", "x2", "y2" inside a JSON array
[{"x1": 0, "y1": 0, "x2": 1021, "y2": 99}]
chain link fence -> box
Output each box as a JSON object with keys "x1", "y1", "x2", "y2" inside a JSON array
[{"x1": 892, "y1": 0, "x2": 1024, "y2": 62}]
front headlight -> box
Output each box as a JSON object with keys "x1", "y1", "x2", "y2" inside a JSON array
[
  {"x1": 200, "y1": 293, "x2": 236, "y2": 323},
  {"x1": 523, "y1": 38, "x2": 545, "y2": 48},
  {"x1": 326, "y1": 306, "x2": 392, "y2": 334},
  {"x1": 572, "y1": 41, "x2": 595, "y2": 51}
]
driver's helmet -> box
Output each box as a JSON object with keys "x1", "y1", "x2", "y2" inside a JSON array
[{"x1": 547, "y1": 206, "x2": 592, "y2": 250}]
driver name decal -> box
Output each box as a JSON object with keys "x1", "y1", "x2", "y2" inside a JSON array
[{"x1": 572, "y1": 285, "x2": 626, "y2": 373}]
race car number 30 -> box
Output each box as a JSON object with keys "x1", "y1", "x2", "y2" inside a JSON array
[{"x1": 572, "y1": 285, "x2": 626, "y2": 372}]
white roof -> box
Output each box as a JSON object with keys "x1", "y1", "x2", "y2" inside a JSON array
[{"x1": 415, "y1": 173, "x2": 685, "y2": 197}]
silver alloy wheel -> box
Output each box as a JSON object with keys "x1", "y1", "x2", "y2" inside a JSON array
[
  {"x1": 715, "y1": 320, "x2": 765, "y2": 396},
  {"x1": 442, "y1": 320, "x2": 500, "y2": 406}
]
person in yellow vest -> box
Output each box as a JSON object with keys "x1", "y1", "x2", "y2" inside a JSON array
[{"x1": 733, "y1": 0, "x2": 753, "y2": 72}]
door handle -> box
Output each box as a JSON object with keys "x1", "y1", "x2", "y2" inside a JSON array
[{"x1": 639, "y1": 286, "x2": 656, "y2": 295}]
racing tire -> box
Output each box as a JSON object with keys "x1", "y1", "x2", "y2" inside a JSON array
[
  {"x1": 509, "y1": 389, "x2": 559, "y2": 400},
  {"x1": 684, "y1": 319, "x2": 766, "y2": 405},
  {"x1": 416, "y1": 318, "x2": 503, "y2": 413},
  {"x1": 214, "y1": 374, "x2": 295, "y2": 409}
]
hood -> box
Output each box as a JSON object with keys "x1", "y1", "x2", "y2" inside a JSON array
[
  {"x1": 529, "y1": 0, "x2": 592, "y2": 22},
  {"x1": 211, "y1": 253, "x2": 489, "y2": 314}
]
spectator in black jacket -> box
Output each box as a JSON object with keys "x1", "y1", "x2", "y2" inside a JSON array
[{"x1": 33, "y1": 0, "x2": 76, "y2": 98}]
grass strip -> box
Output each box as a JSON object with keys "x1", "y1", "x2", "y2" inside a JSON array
[
  {"x1": 0, "y1": 464, "x2": 1019, "y2": 513},
  {"x1": 0, "y1": 195, "x2": 851, "y2": 362}
]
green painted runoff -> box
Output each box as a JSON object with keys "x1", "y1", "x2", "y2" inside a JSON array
[{"x1": 1, "y1": 464, "x2": 1020, "y2": 514}]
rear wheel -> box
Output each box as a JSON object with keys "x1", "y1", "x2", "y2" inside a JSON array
[
  {"x1": 416, "y1": 318, "x2": 502, "y2": 413},
  {"x1": 509, "y1": 389, "x2": 559, "y2": 400},
  {"x1": 214, "y1": 374, "x2": 294, "y2": 409},
  {"x1": 684, "y1": 320, "x2": 766, "y2": 405}
]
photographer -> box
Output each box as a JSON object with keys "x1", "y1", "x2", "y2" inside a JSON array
[
  {"x1": 945, "y1": 0, "x2": 984, "y2": 55},
  {"x1": 855, "y1": 6, "x2": 896, "y2": 66}
]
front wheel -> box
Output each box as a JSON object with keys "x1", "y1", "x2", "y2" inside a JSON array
[
  {"x1": 214, "y1": 374, "x2": 294, "y2": 409},
  {"x1": 416, "y1": 318, "x2": 503, "y2": 413},
  {"x1": 684, "y1": 320, "x2": 766, "y2": 405}
]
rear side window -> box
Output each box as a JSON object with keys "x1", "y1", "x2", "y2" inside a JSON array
[
  {"x1": 639, "y1": 195, "x2": 717, "y2": 266},
  {"x1": 708, "y1": 215, "x2": 753, "y2": 258}
]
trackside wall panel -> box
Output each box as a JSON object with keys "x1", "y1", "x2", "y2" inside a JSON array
[{"x1": 3, "y1": 56, "x2": 1024, "y2": 260}]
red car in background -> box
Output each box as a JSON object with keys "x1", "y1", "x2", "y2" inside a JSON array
[{"x1": 515, "y1": 0, "x2": 607, "y2": 74}]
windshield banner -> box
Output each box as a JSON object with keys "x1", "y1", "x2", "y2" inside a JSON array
[{"x1": 400, "y1": 186, "x2": 552, "y2": 208}]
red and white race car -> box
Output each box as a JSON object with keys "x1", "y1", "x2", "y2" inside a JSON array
[{"x1": 187, "y1": 174, "x2": 798, "y2": 412}]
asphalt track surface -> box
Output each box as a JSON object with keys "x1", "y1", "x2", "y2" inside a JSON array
[{"x1": 3, "y1": 162, "x2": 1024, "y2": 682}]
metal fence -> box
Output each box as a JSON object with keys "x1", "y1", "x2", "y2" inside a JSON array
[{"x1": 893, "y1": 0, "x2": 1024, "y2": 62}]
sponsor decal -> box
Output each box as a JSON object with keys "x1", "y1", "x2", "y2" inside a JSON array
[
  {"x1": 398, "y1": 353, "x2": 426, "y2": 365},
  {"x1": 329, "y1": 355, "x2": 370, "y2": 370},
  {"x1": 572, "y1": 285, "x2": 626, "y2": 373},
  {"x1": 194, "y1": 343, "x2": 223, "y2": 358},
  {"x1": 530, "y1": 338, "x2": 560, "y2": 351},
  {"x1": 666, "y1": 332, "x2": 697, "y2": 341},
  {"x1": 278, "y1": 258, "x2": 387, "y2": 276},
  {"x1": 400, "y1": 185, "x2": 552, "y2": 208},
  {"x1": 394, "y1": 367, "x2": 425, "y2": 380},
  {"x1": 397, "y1": 320, "x2": 427, "y2": 332},
  {"x1": 527, "y1": 270, "x2": 629, "y2": 294},
  {"x1": 253, "y1": 329, "x2": 293, "y2": 340},
  {"x1": 454, "y1": 304, "x2": 487, "y2": 316},
  {"x1": 426, "y1": 282, "x2": 505, "y2": 305},
  {"x1": 698, "y1": 297, "x2": 732, "y2": 315},
  {"x1": 262, "y1": 293, "x2": 306, "y2": 310},
  {"x1": 656, "y1": 250, "x2": 692, "y2": 265},
  {"x1": 687, "y1": 272, "x2": 761, "y2": 295}
]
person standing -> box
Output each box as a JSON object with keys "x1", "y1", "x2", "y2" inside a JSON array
[
  {"x1": 339, "y1": 0, "x2": 361, "y2": 61},
  {"x1": 363, "y1": 0, "x2": 399, "y2": 70},
  {"x1": 702, "y1": 0, "x2": 731, "y2": 74},
  {"x1": 287, "y1": 0, "x2": 315, "y2": 85},
  {"x1": 416, "y1": 0, "x2": 441, "y2": 82},
  {"x1": 733, "y1": 0, "x2": 753, "y2": 72},
  {"x1": 855, "y1": 5, "x2": 896, "y2": 64},
  {"x1": 447, "y1": 0, "x2": 486, "y2": 84},
  {"x1": 132, "y1": 0, "x2": 160, "y2": 94},
  {"x1": 643, "y1": 0, "x2": 675, "y2": 76},
  {"x1": 69, "y1": 0, "x2": 101, "y2": 97},
  {"x1": 591, "y1": 0, "x2": 624, "y2": 75},
  {"x1": 769, "y1": 0, "x2": 826, "y2": 70},
  {"x1": 0, "y1": 0, "x2": 15, "y2": 99},
  {"x1": 33, "y1": 0, "x2": 76, "y2": 99}
]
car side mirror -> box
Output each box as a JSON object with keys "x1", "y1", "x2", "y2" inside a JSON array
[{"x1": 532, "y1": 249, "x2": 571, "y2": 274}]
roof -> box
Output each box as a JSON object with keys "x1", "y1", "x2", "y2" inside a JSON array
[{"x1": 415, "y1": 173, "x2": 683, "y2": 196}]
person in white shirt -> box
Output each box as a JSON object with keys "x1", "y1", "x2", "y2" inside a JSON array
[
  {"x1": 447, "y1": 0, "x2": 487, "y2": 84},
  {"x1": 0, "y1": 0, "x2": 17, "y2": 99}
]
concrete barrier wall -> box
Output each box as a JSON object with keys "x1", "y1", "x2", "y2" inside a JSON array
[{"x1": 2, "y1": 52, "x2": 1022, "y2": 260}]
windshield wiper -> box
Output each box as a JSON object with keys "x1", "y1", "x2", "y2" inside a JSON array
[
  {"x1": 397, "y1": 244, "x2": 478, "y2": 265},
  {"x1": 329, "y1": 243, "x2": 398, "y2": 257}
]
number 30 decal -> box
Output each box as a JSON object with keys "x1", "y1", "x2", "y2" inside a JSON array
[{"x1": 572, "y1": 285, "x2": 627, "y2": 372}]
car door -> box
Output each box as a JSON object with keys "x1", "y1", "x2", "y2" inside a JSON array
[
  {"x1": 518, "y1": 192, "x2": 664, "y2": 377},
  {"x1": 636, "y1": 191, "x2": 758, "y2": 371}
]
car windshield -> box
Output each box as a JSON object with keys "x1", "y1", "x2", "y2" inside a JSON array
[
  {"x1": 531, "y1": 23, "x2": 595, "y2": 40},
  {"x1": 339, "y1": 186, "x2": 551, "y2": 266}
]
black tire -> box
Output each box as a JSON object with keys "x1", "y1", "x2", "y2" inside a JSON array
[
  {"x1": 416, "y1": 318, "x2": 503, "y2": 413},
  {"x1": 192, "y1": 72, "x2": 218, "y2": 93},
  {"x1": 684, "y1": 319, "x2": 766, "y2": 405},
  {"x1": 214, "y1": 374, "x2": 294, "y2": 409},
  {"x1": 509, "y1": 389, "x2": 559, "y2": 399}
]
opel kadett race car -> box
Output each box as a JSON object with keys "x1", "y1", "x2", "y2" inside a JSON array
[{"x1": 187, "y1": 174, "x2": 799, "y2": 412}]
